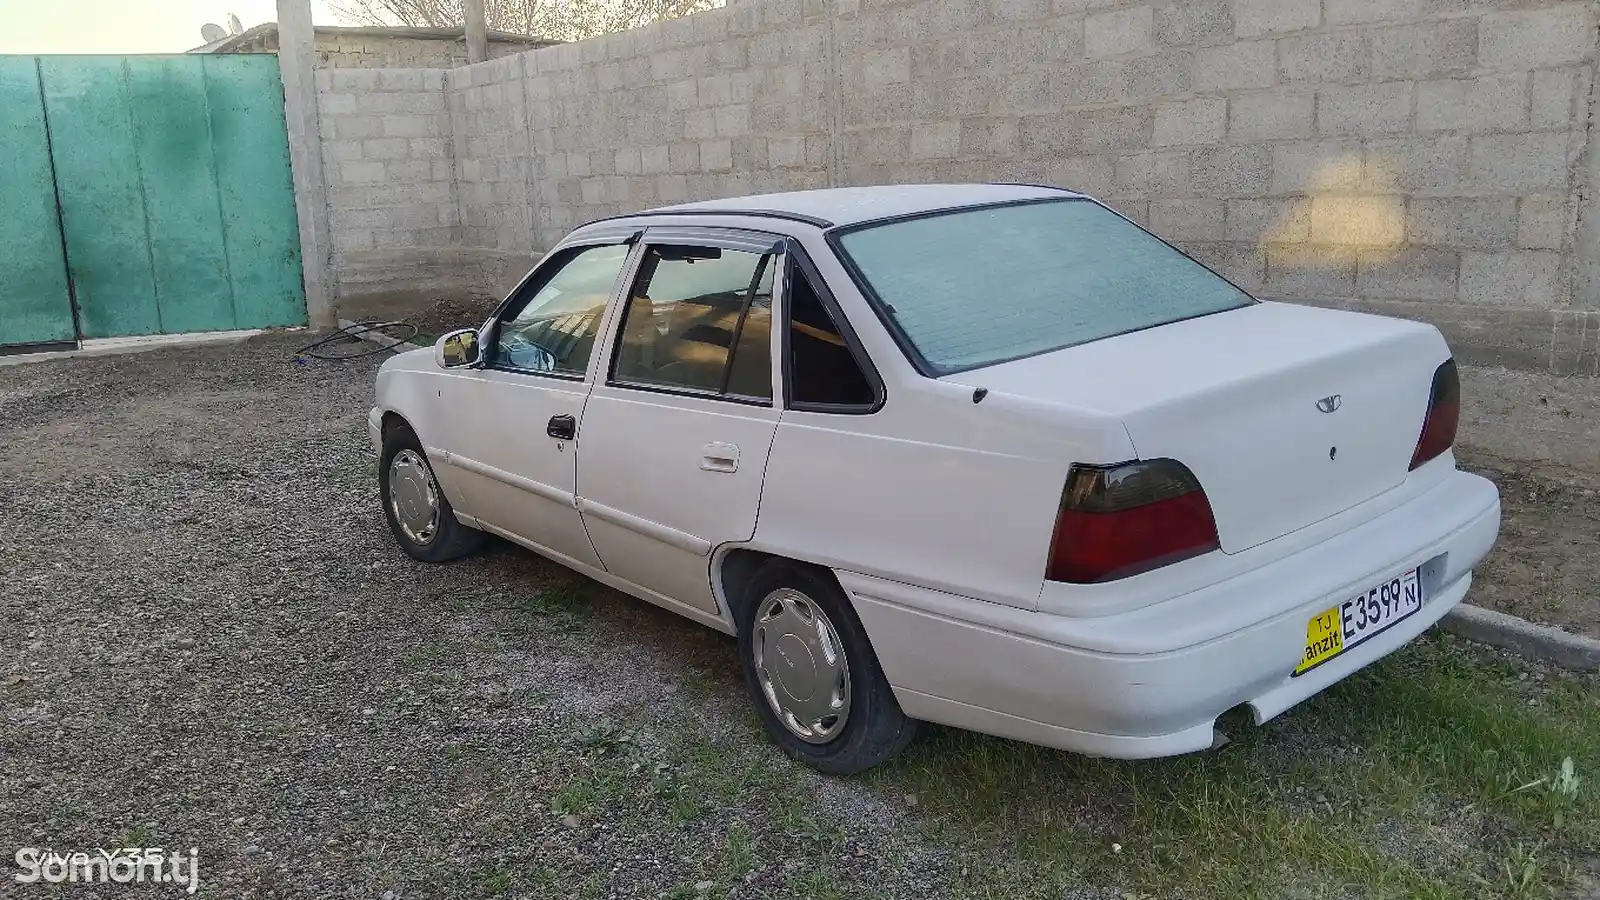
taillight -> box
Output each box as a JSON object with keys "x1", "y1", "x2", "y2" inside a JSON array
[
  {"x1": 1409, "y1": 359, "x2": 1460, "y2": 470},
  {"x1": 1046, "y1": 459, "x2": 1221, "y2": 584}
]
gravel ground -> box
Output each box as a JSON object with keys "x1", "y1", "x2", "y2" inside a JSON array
[
  {"x1": 0, "y1": 333, "x2": 1116, "y2": 900},
  {"x1": 3, "y1": 331, "x2": 1596, "y2": 900}
]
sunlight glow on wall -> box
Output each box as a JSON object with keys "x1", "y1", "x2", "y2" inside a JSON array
[{"x1": 1266, "y1": 156, "x2": 1405, "y2": 267}]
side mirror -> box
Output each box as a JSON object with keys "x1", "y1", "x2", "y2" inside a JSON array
[{"x1": 435, "y1": 328, "x2": 482, "y2": 369}]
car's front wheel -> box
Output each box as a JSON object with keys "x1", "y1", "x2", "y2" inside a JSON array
[
  {"x1": 379, "y1": 423, "x2": 486, "y2": 563},
  {"x1": 736, "y1": 560, "x2": 918, "y2": 775}
]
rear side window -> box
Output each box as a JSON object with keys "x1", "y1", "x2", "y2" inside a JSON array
[
  {"x1": 834, "y1": 199, "x2": 1255, "y2": 374},
  {"x1": 787, "y1": 264, "x2": 875, "y2": 409},
  {"x1": 612, "y1": 245, "x2": 774, "y2": 401}
]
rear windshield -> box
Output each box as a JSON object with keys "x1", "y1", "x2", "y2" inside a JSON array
[{"x1": 833, "y1": 198, "x2": 1255, "y2": 374}]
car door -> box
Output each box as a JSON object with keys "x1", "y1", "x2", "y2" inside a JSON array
[
  {"x1": 438, "y1": 233, "x2": 639, "y2": 571},
  {"x1": 575, "y1": 227, "x2": 784, "y2": 615}
]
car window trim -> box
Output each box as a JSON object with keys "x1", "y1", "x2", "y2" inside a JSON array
[
  {"x1": 780, "y1": 239, "x2": 886, "y2": 415},
  {"x1": 603, "y1": 379, "x2": 774, "y2": 408},
  {"x1": 821, "y1": 196, "x2": 1259, "y2": 378},
  {"x1": 718, "y1": 252, "x2": 772, "y2": 396},
  {"x1": 482, "y1": 233, "x2": 641, "y2": 381},
  {"x1": 603, "y1": 227, "x2": 785, "y2": 407},
  {"x1": 579, "y1": 207, "x2": 835, "y2": 230}
]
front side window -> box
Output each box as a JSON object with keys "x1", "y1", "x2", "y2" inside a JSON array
[
  {"x1": 612, "y1": 244, "x2": 774, "y2": 401},
  {"x1": 834, "y1": 199, "x2": 1255, "y2": 374},
  {"x1": 493, "y1": 243, "x2": 630, "y2": 376}
]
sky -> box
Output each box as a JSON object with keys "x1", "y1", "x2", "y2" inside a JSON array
[{"x1": 0, "y1": 0, "x2": 339, "y2": 55}]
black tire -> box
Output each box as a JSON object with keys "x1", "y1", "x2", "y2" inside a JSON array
[
  {"x1": 736, "y1": 559, "x2": 918, "y2": 775},
  {"x1": 379, "y1": 423, "x2": 486, "y2": 563}
]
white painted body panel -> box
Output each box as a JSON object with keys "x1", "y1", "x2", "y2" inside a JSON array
[
  {"x1": 372, "y1": 352, "x2": 468, "y2": 504},
  {"x1": 576, "y1": 386, "x2": 780, "y2": 615},
  {"x1": 845, "y1": 466, "x2": 1499, "y2": 757},
  {"x1": 437, "y1": 369, "x2": 603, "y2": 570},
  {"x1": 370, "y1": 185, "x2": 1501, "y2": 760},
  {"x1": 752, "y1": 386, "x2": 1131, "y2": 611},
  {"x1": 966, "y1": 301, "x2": 1449, "y2": 553}
]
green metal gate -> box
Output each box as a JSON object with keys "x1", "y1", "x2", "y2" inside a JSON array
[
  {"x1": 0, "y1": 54, "x2": 306, "y2": 349},
  {"x1": 0, "y1": 57, "x2": 74, "y2": 347}
]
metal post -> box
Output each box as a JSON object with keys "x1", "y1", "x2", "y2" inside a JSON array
[
  {"x1": 464, "y1": 0, "x2": 489, "y2": 64},
  {"x1": 276, "y1": 0, "x2": 334, "y2": 328}
]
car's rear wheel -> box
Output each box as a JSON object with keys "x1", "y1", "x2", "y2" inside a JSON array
[
  {"x1": 379, "y1": 424, "x2": 486, "y2": 563},
  {"x1": 736, "y1": 560, "x2": 917, "y2": 775}
]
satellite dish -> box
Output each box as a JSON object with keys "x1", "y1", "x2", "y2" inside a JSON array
[
  {"x1": 201, "y1": 22, "x2": 227, "y2": 42},
  {"x1": 228, "y1": 13, "x2": 245, "y2": 35}
]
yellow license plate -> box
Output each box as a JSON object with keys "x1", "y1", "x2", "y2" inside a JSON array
[{"x1": 1294, "y1": 568, "x2": 1422, "y2": 676}]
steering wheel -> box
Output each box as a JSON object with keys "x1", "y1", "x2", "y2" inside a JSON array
[{"x1": 501, "y1": 335, "x2": 560, "y2": 372}]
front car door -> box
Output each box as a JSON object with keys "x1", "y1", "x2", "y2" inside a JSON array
[
  {"x1": 438, "y1": 230, "x2": 639, "y2": 571},
  {"x1": 575, "y1": 226, "x2": 785, "y2": 615}
]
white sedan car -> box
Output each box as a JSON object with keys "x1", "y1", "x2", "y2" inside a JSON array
[{"x1": 369, "y1": 184, "x2": 1501, "y2": 774}]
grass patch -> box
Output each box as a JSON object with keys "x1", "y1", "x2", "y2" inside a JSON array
[
  {"x1": 492, "y1": 632, "x2": 1594, "y2": 899},
  {"x1": 723, "y1": 823, "x2": 757, "y2": 879},
  {"x1": 516, "y1": 579, "x2": 591, "y2": 633},
  {"x1": 475, "y1": 868, "x2": 513, "y2": 896},
  {"x1": 781, "y1": 869, "x2": 853, "y2": 899},
  {"x1": 866, "y1": 635, "x2": 1598, "y2": 900},
  {"x1": 550, "y1": 768, "x2": 631, "y2": 817},
  {"x1": 402, "y1": 645, "x2": 446, "y2": 669}
]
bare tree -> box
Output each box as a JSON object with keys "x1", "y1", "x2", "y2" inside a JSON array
[{"x1": 325, "y1": 0, "x2": 720, "y2": 42}]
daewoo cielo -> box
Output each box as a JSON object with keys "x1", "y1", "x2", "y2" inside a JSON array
[{"x1": 370, "y1": 184, "x2": 1501, "y2": 773}]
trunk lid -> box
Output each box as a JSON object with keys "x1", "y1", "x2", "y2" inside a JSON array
[{"x1": 956, "y1": 302, "x2": 1449, "y2": 553}]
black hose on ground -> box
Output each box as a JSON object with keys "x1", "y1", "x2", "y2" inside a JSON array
[{"x1": 293, "y1": 321, "x2": 420, "y2": 362}]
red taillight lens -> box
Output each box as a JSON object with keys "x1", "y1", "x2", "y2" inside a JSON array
[
  {"x1": 1409, "y1": 359, "x2": 1460, "y2": 470},
  {"x1": 1046, "y1": 459, "x2": 1221, "y2": 584}
]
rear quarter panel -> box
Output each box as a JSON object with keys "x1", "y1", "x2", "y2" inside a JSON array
[
  {"x1": 756, "y1": 384, "x2": 1134, "y2": 610},
  {"x1": 754, "y1": 230, "x2": 1137, "y2": 611}
]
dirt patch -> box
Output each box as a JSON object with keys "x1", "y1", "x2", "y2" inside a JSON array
[
  {"x1": 337, "y1": 288, "x2": 501, "y2": 343},
  {"x1": 1456, "y1": 447, "x2": 1600, "y2": 640}
]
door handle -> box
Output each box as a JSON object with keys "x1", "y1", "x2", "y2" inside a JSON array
[
  {"x1": 546, "y1": 414, "x2": 576, "y2": 441},
  {"x1": 700, "y1": 441, "x2": 740, "y2": 473}
]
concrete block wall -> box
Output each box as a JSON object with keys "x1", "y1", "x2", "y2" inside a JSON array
[
  {"x1": 314, "y1": 34, "x2": 537, "y2": 69},
  {"x1": 446, "y1": 55, "x2": 541, "y2": 294},
  {"x1": 317, "y1": 0, "x2": 1600, "y2": 374},
  {"x1": 522, "y1": 3, "x2": 834, "y2": 244},
  {"x1": 825, "y1": 0, "x2": 1599, "y2": 373},
  {"x1": 314, "y1": 68, "x2": 459, "y2": 295},
  {"x1": 238, "y1": 30, "x2": 543, "y2": 69}
]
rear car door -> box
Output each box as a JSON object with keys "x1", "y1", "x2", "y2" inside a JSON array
[
  {"x1": 439, "y1": 234, "x2": 637, "y2": 570},
  {"x1": 575, "y1": 227, "x2": 784, "y2": 614}
]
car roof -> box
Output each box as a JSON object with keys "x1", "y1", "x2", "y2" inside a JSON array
[{"x1": 609, "y1": 183, "x2": 1082, "y2": 229}]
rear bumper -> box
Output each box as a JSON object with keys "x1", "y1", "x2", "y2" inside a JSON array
[{"x1": 841, "y1": 469, "x2": 1501, "y2": 758}]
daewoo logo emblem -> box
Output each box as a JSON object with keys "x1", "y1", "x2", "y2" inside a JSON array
[{"x1": 1316, "y1": 395, "x2": 1343, "y2": 414}]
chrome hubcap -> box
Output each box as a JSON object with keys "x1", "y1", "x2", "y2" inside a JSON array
[
  {"x1": 753, "y1": 589, "x2": 850, "y2": 744},
  {"x1": 388, "y1": 449, "x2": 439, "y2": 545}
]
